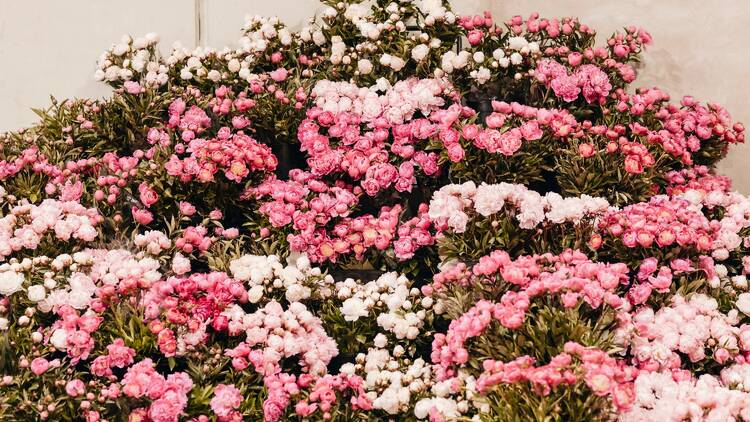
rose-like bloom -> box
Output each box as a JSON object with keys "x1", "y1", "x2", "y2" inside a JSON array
[
  {"x1": 138, "y1": 183, "x2": 159, "y2": 208},
  {"x1": 132, "y1": 207, "x2": 154, "y2": 225},
  {"x1": 498, "y1": 130, "x2": 523, "y2": 156},
  {"x1": 357, "y1": 59, "x2": 373, "y2": 75},
  {"x1": 550, "y1": 74, "x2": 581, "y2": 102},
  {"x1": 59, "y1": 180, "x2": 84, "y2": 201},
  {"x1": 178, "y1": 201, "x2": 196, "y2": 216},
  {"x1": 0, "y1": 270, "x2": 24, "y2": 296},
  {"x1": 578, "y1": 143, "x2": 595, "y2": 158},
  {"x1": 123, "y1": 81, "x2": 144, "y2": 94},
  {"x1": 50, "y1": 329, "x2": 68, "y2": 350}
]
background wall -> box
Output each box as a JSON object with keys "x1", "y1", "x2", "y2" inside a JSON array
[{"x1": 1, "y1": 0, "x2": 748, "y2": 191}]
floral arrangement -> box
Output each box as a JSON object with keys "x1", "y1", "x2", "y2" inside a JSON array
[{"x1": 1, "y1": 0, "x2": 750, "y2": 420}]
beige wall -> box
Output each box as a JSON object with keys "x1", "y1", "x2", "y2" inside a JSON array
[{"x1": 1, "y1": 0, "x2": 748, "y2": 191}]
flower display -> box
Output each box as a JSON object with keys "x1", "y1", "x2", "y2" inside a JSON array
[{"x1": 1, "y1": 0, "x2": 749, "y2": 420}]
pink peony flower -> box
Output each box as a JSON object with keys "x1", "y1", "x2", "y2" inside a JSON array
[
  {"x1": 65, "y1": 379, "x2": 86, "y2": 397},
  {"x1": 30, "y1": 357, "x2": 49, "y2": 375},
  {"x1": 132, "y1": 207, "x2": 154, "y2": 225},
  {"x1": 210, "y1": 384, "x2": 243, "y2": 418}
]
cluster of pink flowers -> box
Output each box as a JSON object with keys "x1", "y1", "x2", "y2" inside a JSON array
[
  {"x1": 392, "y1": 204, "x2": 434, "y2": 260},
  {"x1": 163, "y1": 90, "x2": 277, "y2": 184},
  {"x1": 90, "y1": 338, "x2": 136, "y2": 378},
  {"x1": 142, "y1": 272, "x2": 247, "y2": 356},
  {"x1": 300, "y1": 78, "x2": 472, "y2": 196},
  {"x1": 257, "y1": 371, "x2": 370, "y2": 422},
  {"x1": 253, "y1": 170, "x2": 408, "y2": 263},
  {"x1": 121, "y1": 358, "x2": 193, "y2": 422},
  {"x1": 0, "y1": 146, "x2": 68, "y2": 186},
  {"x1": 476, "y1": 342, "x2": 638, "y2": 411},
  {"x1": 535, "y1": 59, "x2": 612, "y2": 104},
  {"x1": 431, "y1": 297, "x2": 528, "y2": 378},
  {"x1": 579, "y1": 123, "x2": 656, "y2": 174},
  {"x1": 0, "y1": 199, "x2": 100, "y2": 258},
  {"x1": 665, "y1": 165, "x2": 733, "y2": 196},
  {"x1": 431, "y1": 249, "x2": 628, "y2": 377},
  {"x1": 626, "y1": 257, "x2": 678, "y2": 305},
  {"x1": 254, "y1": 171, "x2": 358, "y2": 228},
  {"x1": 93, "y1": 152, "x2": 142, "y2": 206},
  {"x1": 48, "y1": 305, "x2": 101, "y2": 363},
  {"x1": 174, "y1": 225, "x2": 214, "y2": 255},
  {"x1": 445, "y1": 99, "x2": 583, "y2": 161},
  {"x1": 595, "y1": 195, "x2": 715, "y2": 251},
  {"x1": 292, "y1": 373, "x2": 372, "y2": 420},
  {"x1": 651, "y1": 96, "x2": 745, "y2": 164},
  {"x1": 611, "y1": 88, "x2": 745, "y2": 166}
]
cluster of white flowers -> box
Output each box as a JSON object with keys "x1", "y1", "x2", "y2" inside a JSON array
[
  {"x1": 429, "y1": 181, "x2": 611, "y2": 232},
  {"x1": 311, "y1": 77, "x2": 450, "y2": 124},
  {"x1": 44, "y1": 249, "x2": 161, "y2": 313},
  {"x1": 229, "y1": 253, "x2": 332, "y2": 304},
  {"x1": 437, "y1": 35, "x2": 540, "y2": 83},
  {"x1": 0, "y1": 248, "x2": 161, "y2": 320},
  {"x1": 0, "y1": 199, "x2": 100, "y2": 259},
  {"x1": 95, "y1": 0, "x2": 463, "y2": 88},
  {"x1": 438, "y1": 50, "x2": 472, "y2": 75},
  {"x1": 240, "y1": 15, "x2": 292, "y2": 53},
  {"x1": 336, "y1": 272, "x2": 430, "y2": 340},
  {"x1": 419, "y1": 0, "x2": 455, "y2": 25},
  {"x1": 414, "y1": 370, "x2": 485, "y2": 421},
  {"x1": 133, "y1": 230, "x2": 171, "y2": 255},
  {"x1": 95, "y1": 33, "x2": 167, "y2": 85},
  {"x1": 341, "y1": 337, "x2": 433, "y2": 415},
  {"x1": 621, "y1": 370, "x2": 750, "y2": 421}
]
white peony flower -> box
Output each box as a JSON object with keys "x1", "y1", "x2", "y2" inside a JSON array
[
  {"x1": 341, "y1": 297, "x2": 369, "y2": 321},
  {"x1": 248, "y1": 285, "x2": 264, "y2": 304},
  {"x1": 50, "y1": 329, "x2": 68, "y2": 350},
  {"x1": 411, "y1": 44, "x2": 430, "y2": 62},
  {"x1": 27, "y1": 285, "x2": 46, "y2": 302},
  {"x1": 0, "y1": 270, "x2": 24, "y2": 296},
  {"x1": 390, "y1": 56, "x2": 405, "y2": 72},
  {"x1": 507, "y1": 36, "x2": 529, "y2": 51},
  {"x1": 737, "y1": 293, "x2": 750, "y2": 315}
]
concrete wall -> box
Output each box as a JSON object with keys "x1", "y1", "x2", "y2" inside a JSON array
[{"x1": 1, "y1": 0, "x2": 747, "y2": 191}]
